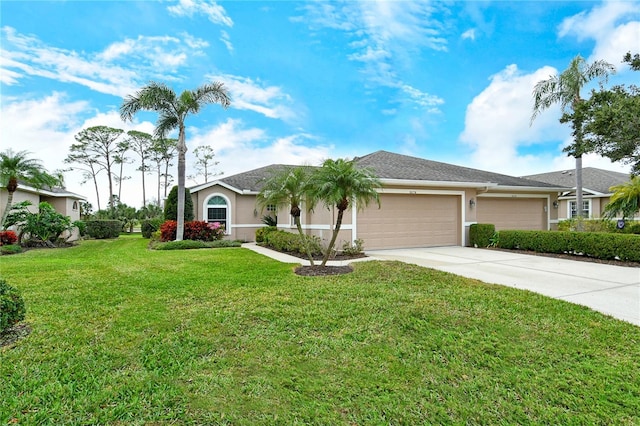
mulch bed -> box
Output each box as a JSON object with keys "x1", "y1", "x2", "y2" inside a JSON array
[
  {"x1": 0, "y1": 323, "x2": 31, "y2": 349},
  {"x1": 294, "y1": 265, "x2": 354, "y2": 276}
]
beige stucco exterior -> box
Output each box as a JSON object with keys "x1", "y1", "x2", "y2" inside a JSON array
[{"x1": 190, "y1": 180, "x2": 559, "y2": 250}]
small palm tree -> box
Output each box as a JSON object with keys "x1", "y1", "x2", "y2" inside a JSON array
[
  {"x1": 257, "y1": 165, "x2": 316, "y2": 265},
  {"x1": 120, "y1": 81, "x2": 230, "y2": 241},
  {"x1": 604, "y1": 176, "x2": 640, "y2": 220},
  {"x1": 308, "y1": 158, "x2": 381, "y2": 266},
  {"x1": 1, "y1": 150, "x2": 62, "y2": 228},
  {"x1": 531, "y1": 55, "x2": 615, "y2": 223}
]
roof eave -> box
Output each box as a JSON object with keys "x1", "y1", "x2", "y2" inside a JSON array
[{"x1": 380, "y1": 178, "x2": 499, "y2": 189}]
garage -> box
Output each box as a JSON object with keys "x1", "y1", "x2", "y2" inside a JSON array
[
  {"x1": 476, "y1": 197, "x2": 547, "y2": 230},
  {"x1": 356, "y1": 193, "x2": 461, "y2": 250}
]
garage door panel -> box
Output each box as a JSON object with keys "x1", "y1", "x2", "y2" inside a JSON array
[
  {"x1": 477, "y1": 198, "x2": 546, "y2": 230},
  {"x1": 358, "y1": 194, "x2": 460, "y2": 249}
]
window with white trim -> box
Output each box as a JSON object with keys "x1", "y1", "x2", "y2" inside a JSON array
[
  {"x1": 207, "y1": 195, "x2": 229, "y2": 233},
  {"x1": 569, "y1": 200, "x2": 591, "y2": 218}
]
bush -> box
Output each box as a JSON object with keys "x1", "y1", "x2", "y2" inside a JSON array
[
  {"x1": 469, "y1": 224, "x2": 496, "y2": 248},
  {"x1": 153, "y1": 239, "x2": 242, "y2": 250},
  {"x1": 141, "y1": 218, "x2": 165, "y2": 239},
  {"x1": 0, "y1": 244, "x2": 22, "y2": 255},
  {"x1": 73, "y1": 220, "x2": 87, "y2": 237},
  {"x1": 4, "y1": 202, "x2": 74, "y2": 246},
  {"x1": 0, "y1": 231, "x2": 18, "y2": 246},
  {"x1": 159, "y1": 220, "x2": 225, "y2": 242},
  {"x1": 255, "y1": 226, "x2": 277, "y2": 243},
  {"x1": 85, "y1": 220, "x2": 122, "y2": 239},
  {"x1": 0, "y1": 279, "x2": 26, "y2": 333},
  {"x1": 557, "y1": 218, "x2": 617, "y2": 233},
  {"x1": 496, "y1": 230, "x2": 640, "y2": 262},
  {"x1": 263, "y1": 230, "x2": 322, "y2": 256},
  {"x1": 341, "y1": 238, "x2": 364, "y2": 256},
  {"x1": 164, "y1": 186, "x2": 194, "y2": 222}
]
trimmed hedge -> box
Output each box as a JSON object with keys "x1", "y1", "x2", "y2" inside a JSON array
[
  {"x1": 496, "y1": 230, "x2": 640, "y2": 262},
  {"x1": 469, "y1": 224, "x2": 495, "y2": 248},
  {"x1": 141, "y1": 218, "x2": 166, "y2": 239},
  {"x1": 85, "y1": 220, "x2": 122, "y2": 239},
  {"x1": 0, "y1": 279, "x2": 26, "y2": 333},
  {"x1": 263, "y1": 230, "x2": 323, "y2": 256},
  {"x1": 255, "y1": 226, "x2": 277, "y2": 243}
]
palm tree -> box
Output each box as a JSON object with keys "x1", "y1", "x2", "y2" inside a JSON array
[
  {"x1": 120, "y1": 82, "x2": 230, "y2": 240},
  {"x1": 308, "y1": 158, "x2": 381, "y2": 266},
  {"x1": 257, "y1": 165, "x2": 316, "y2": 266},
  {"x1": 603, "y1": 176, "x2": 640, "y2": 220},
  {"x1": 1, "y1": 150, "x2": 62, "y2": 228},
  {"x1": 531, "y1": 55, "x2": 615, "y2": 224}
]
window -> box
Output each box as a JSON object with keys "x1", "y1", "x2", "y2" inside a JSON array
[
  {"x1": 569, "y1": 200, "x2": 590, "y2": 218},
  {"x1": 207, "y1": 195, "x2": 229, "y2": 233},
  {"x1": 266, "y1": 204, "x2": 277, "y2": 212}
]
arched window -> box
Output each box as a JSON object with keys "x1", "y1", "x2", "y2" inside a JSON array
[{"x1": 206, "y1": 195, "x2": 229, "y2": 233}]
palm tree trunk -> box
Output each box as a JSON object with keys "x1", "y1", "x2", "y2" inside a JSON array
[
  {"x1": 321, "y1": 208, "x2": 345, "y2": 266},
  {"x1": 1, "y1": 190, "x2": 15, "y2": 229},
  {"x1": 576, "y1": 155, "x2": 584, "y2": 231},
  {"x1": 294, "y1": 215, "x2": 315, "y2": 266},
  {"x1": 176, "y1": 127, "x2": 186, "y2": 241}
]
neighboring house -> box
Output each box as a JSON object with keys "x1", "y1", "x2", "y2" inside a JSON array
[
  {"x1": 522, "y1": 167, "x2": 631, "y2": 220},
  {"x1": 0, "y1": 184, "x2": 86, "y2": 240},
  {"x1": 190, "y1": 150, "x2": 565, "y2": 250}
]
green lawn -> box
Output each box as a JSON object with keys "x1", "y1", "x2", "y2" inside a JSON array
[{"x1": 1, "y1": 236, "x2": 639, "y2": 425}]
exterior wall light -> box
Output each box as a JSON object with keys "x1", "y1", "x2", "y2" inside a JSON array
[
  {"x1": 469, "y1": 198, "x2": 476, "y2": 208},
  {"x1": 552, "y1": 201, "x2": 559, "y2": 209}
]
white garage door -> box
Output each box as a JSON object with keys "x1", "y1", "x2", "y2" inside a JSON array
[
  {"x1": 357, "y1": 194, "x2": 461, "y2": 250},
  {"x1": 476, "y1": 197, "x2": 546, "y2": 230}
]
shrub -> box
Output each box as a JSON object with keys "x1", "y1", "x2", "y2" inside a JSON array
[
  {"x1": 557, "y1": 218, "x2": 617, "y2": 233},
  {"x1": 141, "y1": 218, "x2": 165, "y2": 238},
  {"x1": 164, "y1": 186, "x2": 194, "y2": 222},
  {"x1": 0, "y1": 231, "x2": 18, "y2": 246},
  {"x1": 469, "y1": 224, "x2": 496, "y2": 248},
  {"x1": 263, "y1": 230, "x2": 322, "y2": 255},
  {"x1": 342, "y1": 238, "x2": 364, "y2": 256},
  {"x1": 4, "y1": 202, "x2": 74, "y2": 246},
  {"x1": 159, "y1": 220, "x2": 225, "y2": 242},
  {"x1": 496, "y1": 230, "x2": 640, "y2": 262},
  {"x1": 0, "y1": 279, "x2": 26, "y2": 333},
  {"x1": 85, "y1": 220, "x2": 122, "y2": 239},
  {"x1": 255, "y1": 226, "x2": 277, "y2": 243},
  {"x1": 0, "y1": 244, "x2": 22, "y2": 255},
  {"x1": 73, "y1": 220, "x2": 87, "y2": 237},
  {"x1": 153, "y1": 239, "x2": 242, "y2": 250}
]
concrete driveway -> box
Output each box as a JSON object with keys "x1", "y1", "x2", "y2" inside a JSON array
[{"x1": 366, "y1": 247, "x2": 640, "y2": 326}]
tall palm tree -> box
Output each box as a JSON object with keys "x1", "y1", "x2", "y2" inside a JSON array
[
  {"x1": 308, "y1": 158, "x2": 381, "y2": 266},
  {"x1": 603, "y1": 176, "x2": 640, "y2": 220},
  {"x1": 531, "y1": 55, "x2": 615, "y2": 223},
  {"x1": 120, "y1": 82, "x2": 230, "y2": 240},
  {"x1": 0, "y1": 150, "x2": 62, "y2": 228},
  {"x1": 257, "y1": 165, "x2": 316, "y2": 266}
]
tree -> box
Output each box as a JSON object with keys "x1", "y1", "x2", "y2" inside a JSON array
[
  {"x1": 603, "y1": 176, "x2": 640, "y2": 220},
  {"x1": 190, "y1": 145, "x2": 221, "y2": 184},
  {"x1": 114, "y1": 139, "x2": 131, "y2": 202},
  {"x1": 577, "y1": 52, "x2": 640, "y2": 175},
  {"x1": 70, "y1": 126, "x2": 125, "y2": 212},
  {"x1": 149, "y1": 137, "x2": 178, "y2": 206},
  {"x1": 531, "y1": 55, "x2": 615, "y2": 223},
  {"x1": 64, "y1": 147, "x2": 103, "y2": 211},
  {"x1": 164, "y1": 185, "x2": 194, "y2": 222},
  {"x1": 1, "y1": 150, "x2": 62, "y2": 228},
  {"x1": 120, "y1": 81, "x2": 230, "y2": 240},
  {"x1": 307, "y1": 158, "x2": 381, "y2": 266},
  {"x1": 126, "y1": 130, "x2": 154, "y2": 206},
  {"x1": 257, "y1": 165, "x2": 316, "y2": 265}
]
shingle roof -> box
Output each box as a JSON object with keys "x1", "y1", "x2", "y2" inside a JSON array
[
  {"x1": 522, "y1": 167, "x2": 629, "y2": 194},
  {"x1": 354, "y1": 151, "x2": 558, "y2": 188},
  {"x1": 198, "y1": 150, "x2": 561, "y2": 194}
]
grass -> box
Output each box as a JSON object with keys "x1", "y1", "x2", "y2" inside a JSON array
[{"x1": 1, "y1": 235, "x2": 639, "y2": 424}]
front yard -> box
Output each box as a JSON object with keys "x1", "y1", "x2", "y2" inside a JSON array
[{"x1": 1, "y1": 236, "x2": 639, "y2": 424}]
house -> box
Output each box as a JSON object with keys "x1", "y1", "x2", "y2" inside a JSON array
[
  {"x1": 0, "y1": 184, "x2": 86, "y2": 239},
  {"x1": 190, "y1": 151, "x2": 566, "y2": 250},
  {"x1": 522, "y1": 167, "x2": 630, "y2": 220}
]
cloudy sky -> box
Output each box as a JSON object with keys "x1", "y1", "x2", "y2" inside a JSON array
[{"x1": 1, "y1": 0, "x2": 638, "y2": 209}]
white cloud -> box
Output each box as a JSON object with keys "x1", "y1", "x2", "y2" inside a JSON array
[
  {"x1": 458, "y1": 63, "x2": 630, "y2": 177},
  {"x1": 220, "y1": 30, "x2": 233, "y2": 53},
  {"x1": 294, "y1": 0, "x2": 446, "y2": 112},
  {"x1": 209, "y1": 73, "x2": 298, "y2": 122},
  {"x1": 559, "y1": 1, "x2": 640, "y2": 69},
  {"x1": 0, "y1": 27, "x2": 209, "y2": 97},
  {"x1": 461, "y1": 28, "x2": 476, "y2": 41},
  {"x1": 167, "y1": 0, "x2": 233, "y2": 27}
]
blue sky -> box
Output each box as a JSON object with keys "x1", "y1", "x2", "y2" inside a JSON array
[{"x1": 1, "y1": 0, "x2": 639, "y2": 208}]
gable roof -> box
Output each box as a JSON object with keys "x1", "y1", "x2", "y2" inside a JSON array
[
  {"x1": 354, "y1": 151, "x2": 559, "y2": 188},
  {"x1": 522, "y1": 167, "x2": 629, "y2": 195},
  {"x1": 191, "y1": 150, "x2": 563, "y2": 194}
]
